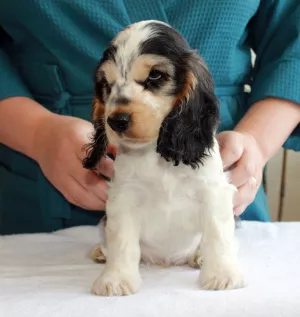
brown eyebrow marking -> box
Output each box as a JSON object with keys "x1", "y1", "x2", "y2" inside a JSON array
[
  {"x1": 131, "y1": 54, "x2": 174, "y2": 83},
  {"x1": 99, "y1": 60, "x2": 118, "y2": 84}
]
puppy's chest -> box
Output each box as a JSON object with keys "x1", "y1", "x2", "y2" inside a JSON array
[{"x1": 112, "y1": 153, "x2": 207, "y2": 234}]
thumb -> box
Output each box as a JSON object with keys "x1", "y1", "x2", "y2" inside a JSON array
[
  {"x1": 217, "y1": 132, "x2": 244, "y2": 170},
  {"x1": 107, "y1": 144, "x2": 118, "y2": 159}
]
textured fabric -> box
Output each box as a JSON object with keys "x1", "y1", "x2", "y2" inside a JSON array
[
  {"x1": 1, "y1": 222, "x2": 300, "y2": 317},
  {"x1": 0, "y1": 0, "x2": 300, "y2": 233}
]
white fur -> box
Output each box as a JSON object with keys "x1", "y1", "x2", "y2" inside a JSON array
[
  {"x1": 91, "y1": 20, "x2": 245, "y2": 296},
  {"x1": 92, "y1": 140, "x2": 245, "y2": 296},
  {"x1": 112, "y1": 21, "x2": 156, "y2": 82}
]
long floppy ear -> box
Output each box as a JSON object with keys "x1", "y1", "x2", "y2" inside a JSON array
[
  {"x1": 82, "y1": 97, "x2": 108, "y2": 170},
  {"x1": 156, "y1": 52, "x2": 220, "y2": 169}
]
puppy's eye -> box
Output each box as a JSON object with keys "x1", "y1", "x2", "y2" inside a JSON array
[
  {"x1": 105, "y1": 81, "x2": 112, "y2": 94},
  {"x1": 136, "y1": 70, "x2": 168, "y2": 91},
  {"x1": 105, "y1": 81, "x2": 112, "y2": 89},
  {"x1": 148, "y1": 70, "x2": 163, "y2": 81}
]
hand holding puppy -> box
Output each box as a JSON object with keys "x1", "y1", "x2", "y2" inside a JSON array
[
  {"x1": 217, "y1": 131, "x2": 265, "y2": 216},
  {"x1": 33, "y1": 114, "x2": 116, "y2": 211}
]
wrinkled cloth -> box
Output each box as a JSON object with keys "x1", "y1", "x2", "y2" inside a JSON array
[{"x1": 1, "y1": 221, "x2": 300, "y2": 317}]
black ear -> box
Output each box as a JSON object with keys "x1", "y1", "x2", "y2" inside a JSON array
[
  {"x1": 156, "y1": 52, "x2": 219, "y2": 169},
  {"x1": 82, "y1": 99, "x2": 108, "y2": 170}
]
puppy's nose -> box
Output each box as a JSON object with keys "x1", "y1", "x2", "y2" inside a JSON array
[{"x1": 107, "y1": 113, "x2": 131, "y2": 133}]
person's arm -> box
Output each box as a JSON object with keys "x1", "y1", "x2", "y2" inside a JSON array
[
  {"x1": 0, "y1": 27, "x2": 49, "y2": 159},
  {"x1": 0, "y1": 28, "x2": 114, "y2": 211},
  {"x1": 0, "y1": 99, "x2": 115, "y2": 213},
  {"x1": 0, "y1": 97, "x2": 54, "y2": 160},
  {"x1": 218, "y1": 97, "x2": 300, "y2": 216},
  {"x1": 218, "y1": 0, "x2": 300, "y2": 216},
  {"x1": 242, "y1": 0, "x2": 300, "y2": 157},
  {"x1": 235, "y1": 98, "x2": 300, "y2": 163},
  {"x1": 243, "y1": 0, "x2": 300, "y2": 157}
]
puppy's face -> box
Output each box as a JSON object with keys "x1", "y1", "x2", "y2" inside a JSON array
[
  {"x1": 93, "y1": 21, "x2": 192, "y2": 148},
  {"x1": 83, "y1": 21, "x2": 219, "y2": 170},
  {"x1": 95, "y1": 54, "x2": 175, "y2": 147}
]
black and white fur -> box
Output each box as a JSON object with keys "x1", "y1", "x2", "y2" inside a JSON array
[{"x1": 83, "y1": 20, "x2": 245, "y2": 296}]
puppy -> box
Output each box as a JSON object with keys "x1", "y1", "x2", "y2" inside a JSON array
[{"x1": 83, "y1": 20, "x2": 245, "y2": 296}]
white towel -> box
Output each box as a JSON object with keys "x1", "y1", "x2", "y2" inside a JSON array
[{"x1": 1, "y1": 221, "x2": 300, "y2": 317}]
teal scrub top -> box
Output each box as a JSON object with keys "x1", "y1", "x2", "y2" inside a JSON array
[{"x1": 0, "y1": 0, "x2": 300, "y2": 234}]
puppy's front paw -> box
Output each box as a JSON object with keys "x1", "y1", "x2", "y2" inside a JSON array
[
  {"x1": 92, "y1": 270, "x2": 141, "y2": 296},
  {"x1": 200, "y1": 265, "x2": 245, "y2": 291}
]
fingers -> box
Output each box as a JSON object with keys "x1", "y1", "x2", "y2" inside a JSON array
[
  {"x1": 228, "y1": 150, "x2": 255, "y2": 188},
  {"x1": 79, "y1": 137, "x2": 117, "y2": 162},
  {"x1": 96, "y1": 156, "x2": 114, "y2": 179},
  {"x1": 64, "y1": 191, "x2": 100, "y2": 211},
  {"x1": 233, "y1": 174, "x2": 260, "y2": 216},
  {"x1": 80, "y1": 142, "x2": 116, "y2": 178},
  {"x1": 217, "y1": 132, "x2": 244, "y2": 170},
  {"x1": 73, "y1": 167, "x2": 109, "y2": 202},
  {"x1": 217, "y1": 131, "x2": 264, "y2": 217},
  {"x1": 234, "y1": 204, "x2": 247, "y2": 217},
  {"x1": 94, "y1": 144, "x2": 117, "y2": 179},
  {"x1": 233, "y1": 178, "x2": 257, "y2": 207},
  {"x1": 63, "y1": 175, "x2": 107, "y2": 210},
  {"x1": 107, "y1": 144, "x2": 118, "y2": 159},
  {"x1": 65, "y1": 150, "x2": 114, "y2": 210}
]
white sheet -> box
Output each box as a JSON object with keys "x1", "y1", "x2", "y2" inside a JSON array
[{"x1": 1, "y1": 221, "x2": 300, "y2": 317}]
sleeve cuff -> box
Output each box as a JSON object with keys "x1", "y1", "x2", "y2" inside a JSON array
[
  {"x1": 0, "y1": 50, "x2": 32, "y2": 101},
  {"x1": 248, "y1": 59, "x2": 300, "y2": 107},
  {"x1": 249, "y1": 59, "x2": 300, "y2": 152}
]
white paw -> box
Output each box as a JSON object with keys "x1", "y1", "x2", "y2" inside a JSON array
[
  {"x1": 188, "y1": 249, "x2": 203, "y2": 269},
  {"x1": 89, "y1": 244, "x2": 106, "y2": 263},
  {"x1": 200, "y1": 265, "x2": 246, "y2": 291},
  {"x1": 92, "y1": 270, "x2": 141, "y2": 296}
]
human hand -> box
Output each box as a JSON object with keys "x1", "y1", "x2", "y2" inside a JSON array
[
  {"x1": 217, "y1": 131, "x2": 265, "y2": 216},
  {"x1": 33, "y1": 114, "x2": 116, "y2": 210}
]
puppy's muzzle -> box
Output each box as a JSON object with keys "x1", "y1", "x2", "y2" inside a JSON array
[{"x1": 107, "y1": 113, "x2": 131, "y2": 133}]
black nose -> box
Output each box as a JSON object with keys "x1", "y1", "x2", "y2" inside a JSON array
[{"x1": 107, "y1": 113, "x2": 131, "y2": 133}]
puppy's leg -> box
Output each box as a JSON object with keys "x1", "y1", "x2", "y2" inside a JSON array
[
  {"x1": 92, "y1": 210, "x2": 141, "y2": 296},
  {"x1": 89, "y1": 244, "x2": 106, "y2": 263},
  {"x1": 89, "y1": 217, "x2": 107, "y2": 263},
  {"x1": 188, "y1": 245, "x2": 203, "y2": 269},
  {"x1": 199, "y1": 184, "x2": 245, "y2": 290}
]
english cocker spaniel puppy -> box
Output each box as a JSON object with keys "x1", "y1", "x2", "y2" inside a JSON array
[{"x1": 83, "y1": 20, "x2": 245, "y2": 296}]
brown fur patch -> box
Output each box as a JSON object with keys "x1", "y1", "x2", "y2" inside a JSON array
[
  {"x1": 131, "y1": 54, "x2": 175, "y2": 83},
  {"x1": 92, "y1": 97, "x2": 105, "y2": 121},
  {"x1": 173, "y1": 71, "x2": 197, "y2": 107},
  {"x1": 107, "y1": 102, "x2": 163, "y2": 142}
]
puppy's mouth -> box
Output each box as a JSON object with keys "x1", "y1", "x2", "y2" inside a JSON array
[
  {"x1": 120, "y1": 135, "x2": 154, "y2": 149},
  {"x1": 106, "y1": 114, "x2": 157, "y2": 149}
]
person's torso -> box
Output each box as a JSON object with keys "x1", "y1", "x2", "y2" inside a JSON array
[
  {"x1": 0, "y1": 0, "x2": 259, "y2": 115},
  {"x1": 0, "y1": 1, "x2": 270, "y2": 234}
]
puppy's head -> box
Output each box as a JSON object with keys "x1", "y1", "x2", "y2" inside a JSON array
[{"x1": 83, "y1": 20, "x2": 219, "y2": 170}]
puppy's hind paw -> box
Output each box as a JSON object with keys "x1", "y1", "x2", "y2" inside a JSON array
[
  {"x1": 188, "y1": 249, "x2": 203, "y2": 269},
  {"x1": 89, "y1": 244, "x2": 106, "y2": 263}
]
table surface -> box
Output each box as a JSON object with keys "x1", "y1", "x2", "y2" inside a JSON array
[{"x1": 1, "y1": 221, "x2": 300, "y2": 317}]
